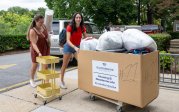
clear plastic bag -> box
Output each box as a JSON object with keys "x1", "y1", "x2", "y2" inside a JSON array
[
  {"x1": 122, "y1": 29, "x2": 157, "y2": 51},
  {"x1": 96, "y1": 31, "x2": 123, "y2": 51},
  {"x1": 80, "y1": 38, "x2": 98, "y2": 51},
  {"x1": 44, "y1": 9, "x2": 54, "y2": 32}
]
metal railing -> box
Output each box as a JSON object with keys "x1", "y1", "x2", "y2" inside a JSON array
[{"x1": 160, "y1": 53, "x2": 179, "y2": 89}]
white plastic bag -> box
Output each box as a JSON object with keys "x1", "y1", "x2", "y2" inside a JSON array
[
  {"x1": 96, "y1": 31, "x2": 123, "y2": 51},
  {"x1": 122, "y1": 29, "x2": 157, "y2": 51},
  {"x1": 80, "y1": 37, "x2": 98, "y2": 50},
  {"x1": 44, "y1": 9, "x2": 54, "y2": 32}
]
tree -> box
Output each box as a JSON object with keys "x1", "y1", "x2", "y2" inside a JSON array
[
  {"x1": 31, "y1": 7, "x2": 46, "y2": 17},
  {"x1": 7, "y1": 6, "x2": 29, "y2": 15},
  {"x1": 0, "y1": 12, "x2": 31, "y2": 35},
  {"x1": 155, "y1": 0, "x2": 179, "y2": 31},
  {"x1": 0, "y1": 7, "x2": 47, "y2": 35},
  {"x1": 45, "y1": 0, "x2": 137, "y2": 28},
  {"x1": 139, "y1": 0, "x2": 159, "y2": 24},
  {"x1": 45, "y1": 0, "x2": 85, "y2": 19},
  {"x1": 139, "y1": 0, "x2": 178, "y2": 30}
]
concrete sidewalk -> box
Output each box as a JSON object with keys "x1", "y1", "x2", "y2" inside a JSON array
[{"x1": 0, "y1": 69, "x2": 179, "y2": 112}]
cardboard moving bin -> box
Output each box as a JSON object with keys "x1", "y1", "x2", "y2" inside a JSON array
[{"x1": 78, "y1": 50, "x2": 159, "y2": 108}]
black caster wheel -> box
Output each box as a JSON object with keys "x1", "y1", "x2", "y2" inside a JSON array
[
  {"x1": 90, "y1": 95, "x2": 96, "y2": 101},
  {"x1": 116, "y1": 106, "x2": 124, "y2": 112},
  {"x1": 43, "y1": 101, "x2": 47, "y2": 105},
  {"x1": 34, "y1": 94, "x2": 37, "y2": 98},
  {"x1": 59, "y1": 96, "x2": 62, "y2": 100}
]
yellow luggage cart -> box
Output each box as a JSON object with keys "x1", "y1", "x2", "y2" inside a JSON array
[{"x1": 34, "y1": 56, "x2": 62, "y2": 105}]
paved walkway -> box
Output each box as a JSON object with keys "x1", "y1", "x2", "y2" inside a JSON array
[{"x1": 0, "y1": 69, "x2": 179, "y2": 112}]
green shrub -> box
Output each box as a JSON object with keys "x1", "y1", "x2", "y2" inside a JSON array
[
  {"x1": 150, "y1": 33, "x2": 171, "y2": 51},
  {"x1": 169, "y1": 32, "x2": 179, "y2": 39},
  {"x1": 0, "y1": 34, "x2": 29, "y2": 53},
  {"x1": 160, "y1": 51, "x2": 174, "y2": 70}
]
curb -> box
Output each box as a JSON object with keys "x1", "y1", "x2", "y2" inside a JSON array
[{"x1": 0, "y1": 67, "x2": 77, "y2": 93}]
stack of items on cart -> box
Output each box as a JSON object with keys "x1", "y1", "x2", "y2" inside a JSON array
[{"x1": 79, "y1": 29, "x2": 159, "y2": 112}]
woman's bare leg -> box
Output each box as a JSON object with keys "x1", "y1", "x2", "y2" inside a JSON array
[
  {"x1": 30, "y1": 62, "x2": 38, "y2": 87},
  {"x1": 74, "y1": 52, "x2": 78, "y2": 61},
  {"x1": 60, "y1": 53, "x2": 72, "y2": 82},
  {"x1": 30, "y1": 62, "x2": 38, "y2": 80}
]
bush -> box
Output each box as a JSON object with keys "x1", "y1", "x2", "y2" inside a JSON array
[
  {"x1": 160, "y1": 51, "x2": 174, "y2": 70},
  {"x1": 169, "y1": 32, "x2": 179, "y2": 39},
  {"x1": 149, "y1": 33, "x2": 171, "y2": 51},
  {"x1": 0, "y1": 34, "x2": 29, "y2": 53}
]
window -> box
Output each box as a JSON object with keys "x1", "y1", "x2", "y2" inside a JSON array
[
  {"x1": 141, "y1": 25, "x2": 158, "y2": 30},
  {"x1": 52, "y1": 22, "x2": 59, "y2": 35},
  {"x1": 176, "y1": 23, "x2": 179, "y2": 31}
]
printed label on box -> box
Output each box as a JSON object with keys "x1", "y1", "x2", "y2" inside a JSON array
[{"x1": 92, "y1": 60, "x2": 119, "y2": 92}]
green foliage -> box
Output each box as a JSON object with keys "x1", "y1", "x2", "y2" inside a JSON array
[
  {"x1": 149, "y1": 33, "x2": 171, "y2": 51},
  {"x1": 7, "y1": 6, "x2": 29, "y2": 15},
  {"x1": 169, "y1": 32, "x2": 179, "y2": 39},
  {"x1": 44, "y1": 0, "x2": 178, "y2": 31},
  {"x1": 45, "y1": 0, "x2": 85, "y2": 19},
  {"x1": 0, "y1": 12, "x2": 31, "y2": 35},
  {"x1": 155, "y1": 0, "x2": 179, "y2": 31},
  {"x1": 45, "y1": 0, "x2": 137, "y2": 29},
  {"x1": 86, "y1": 0, "x2": 137, "y2": 28},
  {"x1": 160, "y1": 51, "x2": 174, "y2": 70},
  {"x1": 0, "y1": 35, "x2": 29, "y2": 53},
  {"x1": 0, "y1": 6, "x2": 46, "y2": 53},
  {"x1": 31, "y1": 7, "x2": 46, "y2": 17}
]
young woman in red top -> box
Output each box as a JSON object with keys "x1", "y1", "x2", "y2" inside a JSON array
[
  {"x1": 27, "y1": 15, "x2": 50, "y2": 88},
  {"x1": 60, "y1": 12, "x2": 87, "y2": 89}
]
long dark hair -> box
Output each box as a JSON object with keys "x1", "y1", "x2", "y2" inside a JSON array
[
  {"x1": 70, "y1": 12, "x2": 84, "y2": 34},
  {"x1": 26, "y1": 14, "x2": 44, "y2": 40}
]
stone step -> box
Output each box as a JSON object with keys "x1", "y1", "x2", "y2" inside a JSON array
[
  {"x1": 170, "y1": 43, "x2": 179, "y2": 45},
  {"x1": 170, "y1": 39, "x2": 179, "y2": 44},
  {"x1": 169, "y1": 48, "x2": 179, "y2": 54},
  {"x1": 170, "y1": 39, "x2": 179, "y2": 42},
  {"x1": 169, "y1": 45, "x2": 179, "y2": 48},
  {"x1": 170, "y1": 42, "x2": 179, "y2": 45}
]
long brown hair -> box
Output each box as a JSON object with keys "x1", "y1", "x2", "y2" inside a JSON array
[
  {"x1": 70, "y1": 12, "x2": 84, "y2": 34},
  {"x1": 26, "y1": 14, "x2": 44, "y2": 40}
]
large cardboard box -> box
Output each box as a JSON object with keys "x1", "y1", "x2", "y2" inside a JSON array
[{"x1": 78, "y1": 50, "x2": 159, "y2": 108}]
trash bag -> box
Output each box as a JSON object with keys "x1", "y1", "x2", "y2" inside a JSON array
[
  {"x1": 80, "y1": 37, "x2": 98, "y2": 51},
  {"x1": 122, "y1": 29, "x2": 157, "y2": 51},
  {"x1": 96, "y1": 31, "x2": 123, "y2": 51}
]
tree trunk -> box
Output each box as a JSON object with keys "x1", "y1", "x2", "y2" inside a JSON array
[{"x1": 147, "y1": 4, "x2": 153, "y2": 24}]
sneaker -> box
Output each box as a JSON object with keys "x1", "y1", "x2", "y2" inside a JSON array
[
  {"x1": 60, "y1": 81, "x2": 67, "y2": 89},
  {"x1": 30, "y1": 79, "x2": 37, "y2": 88}
]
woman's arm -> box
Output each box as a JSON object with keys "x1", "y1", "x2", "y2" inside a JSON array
[
  {"x1": 29, "y1": 29, "x2": 42, "y2": 56},
  {"x1": 83, "y1": 31, "x2": 87, "y2": 39},
  {"x1": 83, "y1": 31, "x2": 94, "y2": 41}
]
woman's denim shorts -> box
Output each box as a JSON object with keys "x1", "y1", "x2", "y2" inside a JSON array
[{"x1": 63, "y1": 43, "x2": 79, "y2": 54}]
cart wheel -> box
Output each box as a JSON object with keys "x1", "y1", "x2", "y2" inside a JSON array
[
  {"x1": 116, "y1": 106, "x2": 124, "y2": 112},
  {"x1": 34, "y1": 94, "x2": 37, "y2": 98},
  {"x1": 43, "y1": 101, "x2": 47, "y2": 105},
  {"x1": 59, "y1": 96, "x2": 62, "y2": 100},
  {"x1": 90, "y1": 95, "x2": 96, "y2": 101}
]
